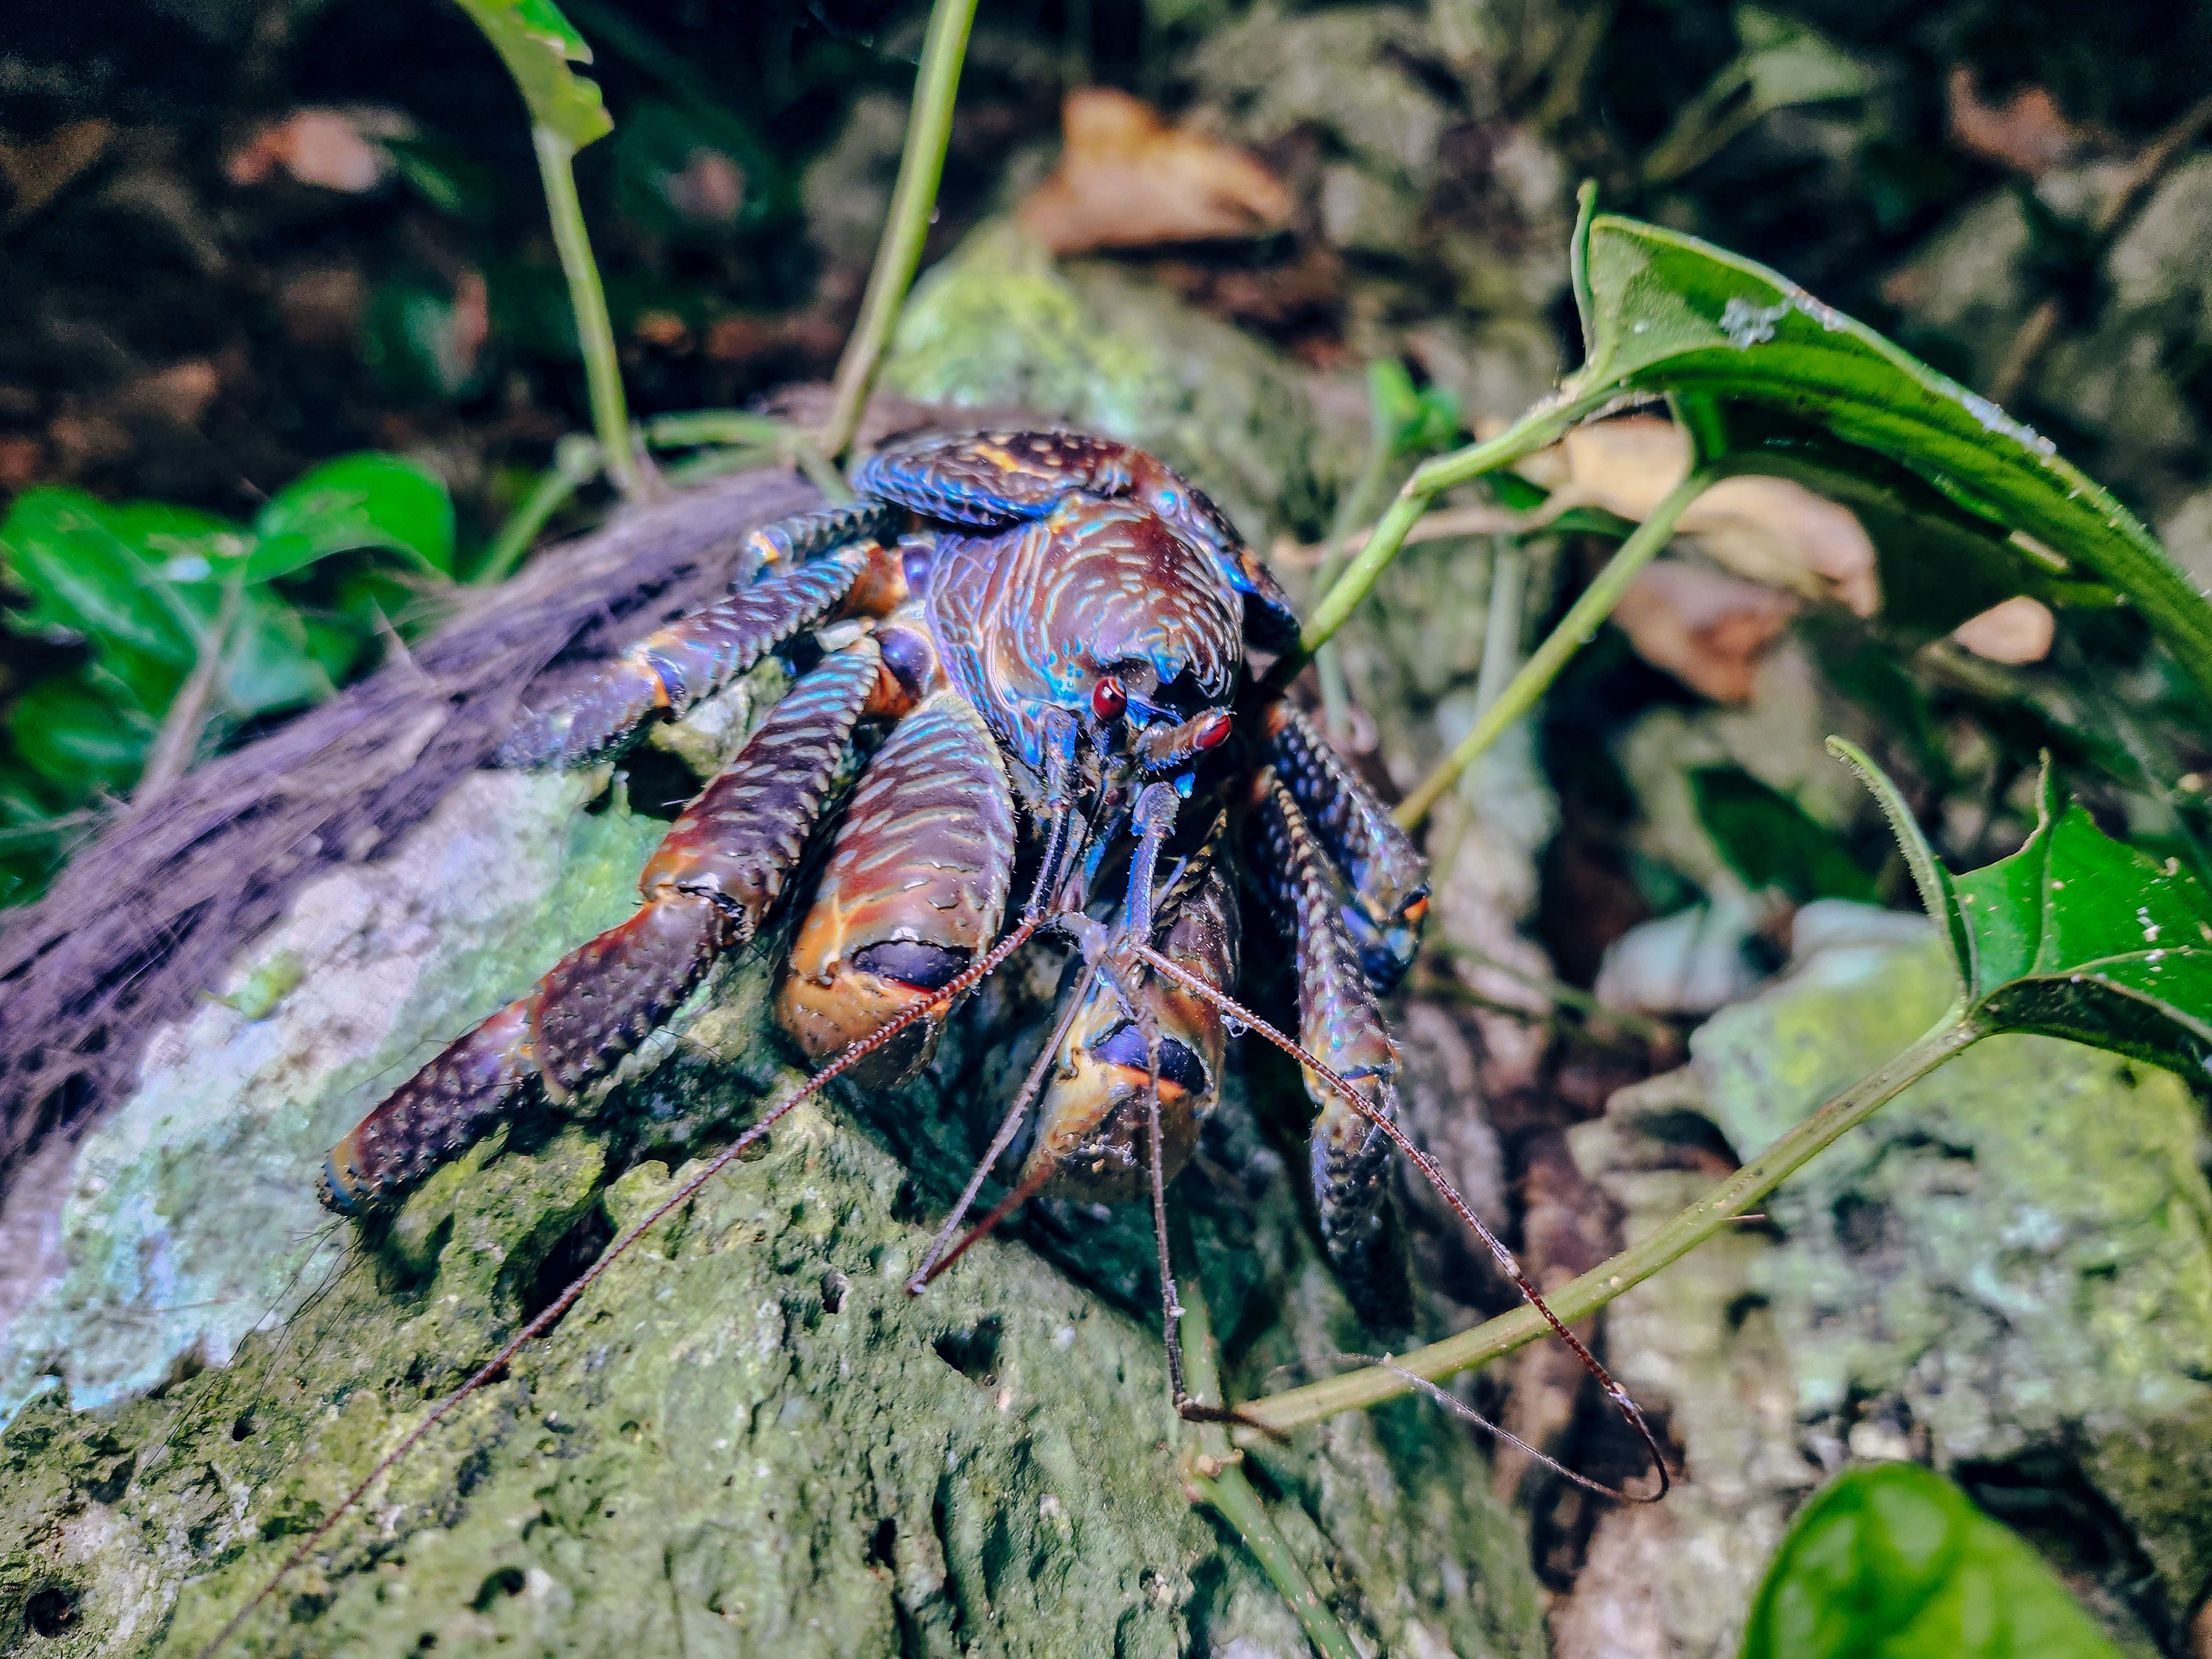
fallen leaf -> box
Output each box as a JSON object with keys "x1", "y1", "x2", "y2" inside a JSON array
[
  {"x1": 1017, "y1": 87, "x2": 1291, "y2": 255},
  {"x1": 275, "y1": 264, "x2": 368, "y2": 349},
  {"x1": 117, "y1": 361, "x2": 222, "y2": 426},
  {"x1": 1947, "y1": 65, "x2": 2085, "y2": 178},
  {"x1": 226, "y1": 108, "x2": 413, "y2": 193},
  {"x1": 0, "y1": 119, "x2": 114, "y2": 226},
  {"x1": 1949, "y1": 592, "x2": 2054, "y2": 663},
  {"x1": 1527, "y1": 416, "x2": 1881, "y2": 615},
  {"x1": 661, "y1": 148, "x2": 745, "y2": 227},
  {"x1": 1611, "y1": 557, "x2": 1801, "y2": 703}
]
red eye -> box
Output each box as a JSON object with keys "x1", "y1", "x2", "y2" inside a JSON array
[
  {"x1": 1091, "y1": 676, "x2": 1126, "y2": 721},
  {"x1": 1193, "y1": 711, "x2": 1232, "y2": 750}
]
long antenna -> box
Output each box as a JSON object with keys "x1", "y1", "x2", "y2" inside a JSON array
[
  {"x1": 1129, "y1": 940, "x2": 1670, "y2": 1501},
  {"x1": 198, "y1": 913, "x2": 1042, "y2": 1659}
]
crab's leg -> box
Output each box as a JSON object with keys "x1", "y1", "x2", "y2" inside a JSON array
[
  {"x1": 775, "y1": 688, "x2": 1016, "y2": 1086},
  {"x1": 499, "y1": 537, "x2": 907, "y2": 769},
  {"x1": 322, "y1": 641, "x2": 890, "y2": 1213},
  {"x1": 1251, "y1": 771, "x2": 1414, "y2": 1330},
  {"x1": 742, "y1": 497, "x2": 902, "y2": 568},
  {"x1": 1259, "y1": 699, "x2": 1431, "y2": 989},
  {"x1": 1025, "y1": 853, "x2": 1238, "y2": 1204}
]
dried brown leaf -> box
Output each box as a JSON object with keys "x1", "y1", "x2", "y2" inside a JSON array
[
  {"x1": 1611, "y1": 557, "x2": 1801, "y2": 703},
  {"x1": 1947, "y1": 65, "x2": 2085, "y2": 178},
  {"x1": 1532, "y1": 417, "x2": 1881, "y2": 616},
  {"x1": 1016, "y1": 87, "x2": 1291, "y2": 255}
]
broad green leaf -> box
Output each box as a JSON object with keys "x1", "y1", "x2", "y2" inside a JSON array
[
  {"x1": 248, "y1": 453, "x2": 456, "y2": 581},
  {"x1": 1832, "y1": 740, "x2": 2212, "y2": 1084},
  {"x1": 221, "y1": 591, "x2": 337, "y2": 718},
  {"x1": 1560, "y1": 211, "x2": 2212, "y2": 699},
  {"x1": 1741, "y1": 1463, "x2": 2123, "y2": 1659},
  {"x1": 1689, "y1": 765, "x2": 1876, "y2": 904},
  {"x1": 451, "y1": 0, "x2": 614, "y2": 153},
  {"x1": 5, "y1": 676, "x2": 153, "y2": 795},
  {"x1": 0, "y1": 489, "x2": 243, "y2": 712}
]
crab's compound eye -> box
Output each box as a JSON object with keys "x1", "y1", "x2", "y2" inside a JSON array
[{"x1": 1091, "y1": 675, "x2": 1127, "y2": 722}]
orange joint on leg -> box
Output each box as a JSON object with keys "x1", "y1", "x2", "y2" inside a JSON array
[{"x1": 836, "y1": 541, "x2": 910, "y2": 620}]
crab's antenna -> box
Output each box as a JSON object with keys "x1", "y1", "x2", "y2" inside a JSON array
[
  {"x1": 1128, "y1": 941, "x2": 1670, "y2": 1503},
  {"x1": 911, "y1": 1131, "x2": 1065, "y2": 1290},
  {"x1": 199, "y1": 912, "x2": 1045, "y2": 1659},
  {"x1": 906, "y1": 962, "x2": 1097, "y2": 1294},
  {"x1": 1313, "y1": 1352, "x2": 1660, "y2": 1504}
]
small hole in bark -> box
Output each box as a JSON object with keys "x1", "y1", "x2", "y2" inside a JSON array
[
  {"x1": 617, "y1": 747, "x2": 702, "y2": 822},
  {"x1": 866, "y1": 1516, "x2": 898, "y2": 1569},
  {"x1": 520, "y1": 1204, "x2": 614, "y2": 1328},
  {"x1": 229, "y1": 1411, "x2": 253, "y2": 1442},
  {"x1": 932, "y1": 1316, "x2": 1003, "y2": 1387},
  {"x1": 25, "y1": 1587, "x2": 76, "y2": 1638},
  {"x1": 472, "y1": 1567, "x2": 527, "y2": 1610}
]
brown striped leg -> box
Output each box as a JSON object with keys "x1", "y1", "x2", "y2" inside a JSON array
[
  {"x1": 497, "y1": 537, "x2": 906, "y2": 769},
  {"x1": 1259, "y1": 699, "x2": 1430, "y2": 988},
  {"x1": 775, "y1": 688, "x2": 1017, "y2": 1086},
  {"x1": 322, "y1": 641, "x2": 889, "y2": 1213},
  {"x1": 1024, "y1": 854, "x2": 1238, "y2": 1206},
  {"x1": 742, "y1": 497, "x2": 902, "y2": 567},
  {"x1": 1251, "y1": 771, "x2": 1414, "y2": 1330}
]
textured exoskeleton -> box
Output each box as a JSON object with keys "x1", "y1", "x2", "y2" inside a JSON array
[{"x1": 321, "y1": 430, "x2": 1432, "y2": 1332}]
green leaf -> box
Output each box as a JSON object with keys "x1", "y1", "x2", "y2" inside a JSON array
[
  {"x1": 1561, "y1": 213, "x2": 2212, "y2": 699},
  {"x1": 451, "y1": 0, "x2": 614, "y2": 153},
  {"x1": 1689, "y1": 765, "x2": 1877, "y2": 905},
  {"x1": 1644, "y1": 6, "x2": 1872, "y2": 184},
  {"x1": 1741, "y1": 1463, "x2": 2124, "y2": 1659},
  {"x1": 0, "y1": 488, "x2": 244, "y2": 711},
  {"x1": 248, "y1": 453, "x2": 456, "y2": 581},
  {"x1": 221, "y1": 591, "x2": 338, "y2": 718},
  {"x1": 1833, "y1": 740, "x2": 2212, "y2": 1084},
  {"x1": 5, "y1": 675, "x2": 154, "y2": 795}
]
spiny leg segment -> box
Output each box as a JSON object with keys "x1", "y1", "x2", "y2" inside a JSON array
[
  {"x1": 1250, "y1": 771, "x2": 1415, "y2": 1331},
  {"x1": 323, "y1": 641, "x2": 887, "y2": 1212}
]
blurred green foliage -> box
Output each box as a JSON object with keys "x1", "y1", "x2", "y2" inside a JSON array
[
  {"x1": 0, "y1": 454, "x2": 455, "y2": 904},
  {"x1": 1742, "y1": 1463, "x2": 2122, "y2": 1658}
]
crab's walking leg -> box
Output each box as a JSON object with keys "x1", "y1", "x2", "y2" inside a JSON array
[
  {"x1": 322, "y1": 642, "x2": 888, "y2": 1213},
  {"x1": 777, "y1": 689, "x2": 1016, "y2": 1084},
  {"x1": 1252, "y1": 771, "x2": 1415, "y2": 1330},
  {"x1": 499, "y1": 538, "x2": 906, "y2": 768},
  {"x1": 1260, "y1": 700, "x2": 1430, "y2": 987},
  {"x1": 742, "y1": 498, "x2": 901, "y2": 568}
]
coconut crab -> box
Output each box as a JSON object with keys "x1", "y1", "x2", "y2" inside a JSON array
[{"x1": 315, "y1": 429, "x2": 1655, "y2": 1454}]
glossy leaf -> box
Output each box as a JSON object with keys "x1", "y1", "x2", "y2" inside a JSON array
[
  {"x1": 6, "y1": 676, "x2": 153, "y2": 794},
  {"x1": 248, "y1": 453, "x2": 456, "y2": 581},
  {"x1": 1741, "y1": 1463, "x2": 2123, "y2": 1659},
  {"x1": 1691, "y1": 765, "x2": 1876, "y2": 904},
  {"x1": 0, "y1": 489, "x2": 242, "y2": 712},
  {"x1": 451, "y1": 0, "x2": 613, "y2": 153},
  {"x1": 1832, "y1": 740, "x2": 2212, "y2": 1084},
  {"x1": 1560, "y1": 210, "x2": 2212, "y2": 698}
]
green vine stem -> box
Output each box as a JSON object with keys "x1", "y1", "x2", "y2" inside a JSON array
[
  {"x1": 1233, "y1": 1012, "x2": 1983, "y2": 1437},
  {"x1": 1313, "y1": 438, "x2": 1400, "y2": 737},
  {"x1": 1171, "y1": 1217, "x2": 1360, "y2": 1659},
  {"x1": 532, "y1": 125, "x2": 646, "y2": 498},
  {"x1": 816, "y1": 0, "x2": 980, "y2": 462},
  {"x1": 1272, "y1": 395, "x2": 1599, "y2": 687},
  {"x1": 1393, "y1": 467, "x2": 1715, "y2": 828},
  {"x1": 476, "y1": 434, "x2": 603, "y2": 584}
]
